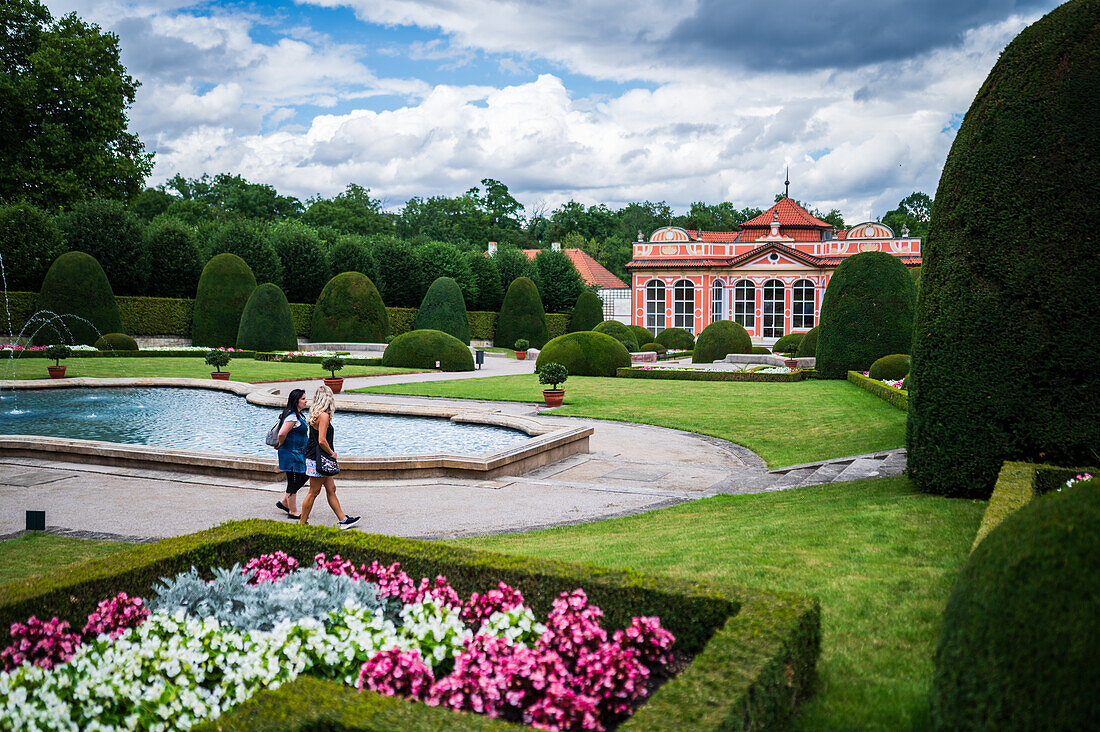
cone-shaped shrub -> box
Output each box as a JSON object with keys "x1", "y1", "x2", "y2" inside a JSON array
[
  {"x1": 192, "y1": 253, "x2": 257, "y2": 348},
  {"x1": 568, "y1": 290, "x2": 604, "y2": 332},
  {"x1": 593, "y1": 320, "x2": 638, "y2": 352},
  {"x1": 656, "y1": 327, "x2": 695, "y2": 351},
  {"x1": 535, "y1": 331, "x2": 630, "y2": 377},
  {"x1": 795, "y1": 326, "x2": 818, "y2": 357},
  {"x1": 815, "y1": 252, "x2": 915, "y2": 379},
  {"x1": 907, "y1": 0, "x2": 1100, "y2": 498},
  {"x1": 692, "y1": 320, "x2": 751, "y2": 363},
  {"x1": 382, "y1": 329, "x2": 474, "y2": 371},
  {"x1": 236, "y1": 283, "x2": 298, "y2": 352},
  {"x1": 415, "y1": 277, "x2": 470, "y2": 344},
  {"x1": 931, "y1": 481, "x2": 1100, "y2": 730},
  {"x1": 311, "y1": 272, "x2": 389, "y2": 343},
  {"x1": 494, "y1": 277, "x2": 548, "y2": 349},
  {"x1": 628, "y1": 324, "x2": 653, "y2": 348},
  {"x1": 31, "y1": 252, "x2": 123, "y2": 345}
]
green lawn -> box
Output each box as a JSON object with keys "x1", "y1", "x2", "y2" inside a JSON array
[
  {"x1": 456, "y1": 476, "x2": 984, "y2": 731},
  {"x1": 0, "y1": 533, "x2": 134, "y2": 586},
  {"x1": 355, "y1": 374, "x2": 907, "y2": 467},
  {"x1": 0, "y1": 357, "x2": 428, "y2": 383}
]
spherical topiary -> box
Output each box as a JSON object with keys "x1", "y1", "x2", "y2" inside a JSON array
[
  {"x1": 869, "y1": 354, "x2": 910, "y2": 381},
  {"x1": 628, "y1": 325, "x2": 654, "y2": 349},
  {"x1": 494, "y1": 277, "x2": 549, "y2": 349},
  {"x1": 815, "y1": 252, "x2": 916, "y2": 379},
  {"x1": 236, "y1": 283, "x2": 298, "y2": 352},
  {"x1": 641, "y1": 342, "x2": 664, "y2": 353},
  {"x1": 772, "y1": 332, "x2": 804, "y2": 355},
  {"x1": 930, "y1": 480, "x2": 1100, "y2": 730},
  {"x1": 192, "y1": 253, "x2": 257, "y2": 348},
  {"x1": 95, "y1": 333, "x2": 138, "y2": 351},
  {"x1": 655, "y1": 327, "x2": 695, "y2": 351},
  {"x1": 415, "y1": 277, "x2": 470, "y2": 344},
  {"x1": 382, "y1": 329, "x2": 474, "y2": 372},
  {"x1": 795, "y1": 326, "x2": 818, "y2": 357},
  {"x1": 751, "y1": 346, "x2": 772, "y2": 355},
  {"x1": 593, "y1": 320, "x2": 639, "y2": 352},
  {"x1": 31, "y1": 252, "x2": 123, "y2": 346},
  {"x1": 568, "y1": 290, "x2": 604, "y2": 333},
  {"x1": 535, "y1": 331, "x2": 631, "y2": 377},
  {"x1": 907, "y1": 0, "x2": 1100, "y2": 499},
  {"x1": 692, "y1": 320, "x2": 751, "y2": 363},
  {"x1": 311, "y1": 272, "x2": 389, "y2": 343}
]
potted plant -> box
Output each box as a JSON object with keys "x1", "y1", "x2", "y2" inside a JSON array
[
  {"x1": 537, "y1": 362, "x2": 569, "y2": 407},
  {"x1": 205, "y1": 349, "x2": 232, "y2": 380},
  {"x1": 514, "y1": 339, "x2": 530, "y2": 360},
  {"x1": 44, "y1": 344, "x2": 71, "y2": 378},
  {"x1": 322, "y1": 356, "x2": 346, "y2": 393}
]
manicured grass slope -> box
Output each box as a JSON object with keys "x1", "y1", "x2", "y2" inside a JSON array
[
  {"x1": 0, "y1": 534, "x2": 134, "y2": 585},
  {"x1": 356, "y1": 374, "x2": 907, "y2": 467},
  {"x1": 0, "y1": 357, "x2": 423, "y2": 383},
  {"x1": 455, "y1": 477, "x2": 983, "y2": 730}
]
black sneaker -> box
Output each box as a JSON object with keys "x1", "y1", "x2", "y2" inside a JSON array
[
  {"x1": 276, "y1": 501, "x2": 290, "y2": 514},
  {"x1": 337, "y1": 515, "x2": 361, "y2": 530}
]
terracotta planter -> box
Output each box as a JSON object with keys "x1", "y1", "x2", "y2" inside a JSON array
[
  {"x1": 784, "y1": 358, "x2": 799, "y2": 369},
  {"x1": 324, "y1": 376, "x2": 344, "y2": 394},
  {"x1": 47, "y1": 365, "x2": 66, "y2": 379},
  {"x1": 542, "y1": 389, "x2": 565, "y2": 407},
  {"x1": 515, "y1": 350, "x2": 528, "y2": 360},
  {"x1": 210, "y1": 371, "x2": 230, "y2": 380}
]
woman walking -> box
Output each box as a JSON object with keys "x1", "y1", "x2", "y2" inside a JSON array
[
  {"x1": 274, "y1": 388, "x2": 308, "y2": 520},
  {"x1": 299, "y1": 385, "x2": 360, "y2": 529}
]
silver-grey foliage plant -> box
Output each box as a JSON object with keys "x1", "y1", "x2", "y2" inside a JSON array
[{"x1": 151, "y1": 565, "x2": 398, "y2": 631}]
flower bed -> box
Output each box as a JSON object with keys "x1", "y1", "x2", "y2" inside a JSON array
[
  {"x1": 616, "y1": 366, "x2": 805, "y2": 383},
  {"x1": 0, "y1": 521, "x2": 820, "y2": 731},
  {"x1": 846, "y1": 371, "x2": 907, "y2": 411}
]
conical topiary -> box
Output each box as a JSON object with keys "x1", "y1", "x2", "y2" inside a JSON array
[
  {"x1": 311, "y1": 272, "x2": 389, "y2": 343},
  {"x1": 415, "y1": 277, "x2": 470, "y2": 344},
  {"x1": 568, "y1": 290, "x2": 604, "y2": 332},
  {"x1": 494, "y1": 276, "x2": 549, "y2": 349},
  {"x1": 31, "y1": 251, "x2": 123, "y2": 345},
  {"x1": 815, "y1": 252, "x2": 916, "y2": 379},
  {"x1": 236, "y1": 283, "x2": 298, "y2": 352},
  {"x1": 192, "y1": 253, "x2": 257, "y2": 348},
  {"x1": 907, "y1": 0, "x2": 1100, "y2": 499}
]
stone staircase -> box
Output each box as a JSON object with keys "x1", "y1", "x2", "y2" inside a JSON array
[{"x1": 710, "y1": 449, "x2": 907, "y2": 495}]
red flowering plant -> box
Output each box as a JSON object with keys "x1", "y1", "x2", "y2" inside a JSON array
[
  {"x1": 242, "y1": 551, "x2": 300, "y2": 584},
  {"x1": 612, "y1": 616, "x2": 676, "y2": 671},
  {"x1": 82, "y1": 592, "x2": 150, "y2": 640},
  {"x1": 462, "y1": 581, "x2": 526, "y2": 626},
  {"x1": 357, "y1": 648, "x2": 435, "y2": 700},
  {"x1": 0, "y1": 616, "x2": 82, "y2": 672}
]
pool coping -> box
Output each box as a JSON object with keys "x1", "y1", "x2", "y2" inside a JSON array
[{"x1": 0, "y1": 378, "x2": 592, "y2": 481}]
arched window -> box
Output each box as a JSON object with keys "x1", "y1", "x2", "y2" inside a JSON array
[
  {"x1": 673, "y1": 279, "x2": 695, "y2": 333},
  {"x1": 711, "y1": 280, "x2": 725, "y2": 323},
  {"x1": 645, "y1": 280, "x2": 665, "y2": 335},
  {"x1": 733, "y1": 280, "x2": 754, "y2": 329},
  {"x1": 762, "y1": 279, "x2": 784, "y2": 339},
  {"x1": 792, "y1": 279, "x2": 815, "y2": 330}
]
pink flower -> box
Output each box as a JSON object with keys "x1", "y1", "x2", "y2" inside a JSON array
[
  {"x1": 243, "y1": 551, "x2": 300, "y2": 584},
  {"x1": 462, "y1": 582, "x2": 525, "y2": 626},
  {"x1": 1, "y1": 616, "x2": 82, "y2": 671},
  {"x1": 359, "y1": 560, "x2": 460, "y2": 607},
  {"x1": 82, "y1": 592, "x2": 150, "y2": 639},
  {"x1": 313, "y1": 552, "x2": 363, "y2": 580},
  {"x1": 357, "y1": 648, "x2": 435, "y2": 700},
  {"x1": 612, "y1": 616, "x2": 675, "y2": 670}
]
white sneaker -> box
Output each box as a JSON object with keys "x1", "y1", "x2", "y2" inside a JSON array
[{"x1": 337, "y1": 515, "x2": 360, "y2": 530}]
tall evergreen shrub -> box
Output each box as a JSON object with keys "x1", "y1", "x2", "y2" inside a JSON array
[
  {"x1": 568, "y1": 290, "x2": 604, "y2": 332},
  {"x1": 330, "y1": 236, "x2": 378, "y2": 283},
  {"x1": 192, "y1": 253, "x2": 257, "y2": 347},
  {"x1": 415, "y1": 277, "x2": 470, "y2": 344},
  {"x1": 416, "y1": 241, "x2": 477, "y2": 306},
  {"x1": 268, "y1": 222, "x2": 330, "y2": 303},
  {"x1": 534, "y1": 249, "x2": 584, "y2": 312},
  {"x1": 490, "y1": 246, "x2": 535, "y2": 291},
  {"x1": 236, "y1": 283, "x2": 298, "y2": 352},
  {"x1": 143, "y1": 218, "x2": 203, "y2": 298},
  {"x1": 59, "y1": 198, "x2": 148, "y2": 295},
  {"x1": 0, "y1": 202, "x2": 64, "y2": 293},
  {"x1": 373, "y1": 237, "x2": 425, "y2": 308},
  {"x1": 311, "y1": 272, "x2": 388, "y2": 343},
  {"x1": 31, "y1": 252, "x2": 123, "y2": 345},
  {"x1": 494, "y1": 277, "x2": 548, "y2": 349},
  {"x1": 466, "y1": 250, "x2": 504, "y2": 311},
  {"x1": 907, "y1": 0, "x2": 1100, "y2": 498},
  {"x1": 208, "y1": 220, "x2": 282, "y2": 287}
]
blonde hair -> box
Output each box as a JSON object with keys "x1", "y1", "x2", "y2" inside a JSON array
[{"x1": 307, "y1": 385, "x2": 336, "y2": 428}]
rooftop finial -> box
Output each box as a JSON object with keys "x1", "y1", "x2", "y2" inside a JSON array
[{"x1": 784, "y1": 167, "x2": 790, "y2": 199}]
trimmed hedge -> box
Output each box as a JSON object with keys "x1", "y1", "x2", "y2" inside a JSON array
[
  {"x1": 415, "y1": 277, "x2": 470, "y2": 344},
  {"x1": 618, "y1": 368, "x2": 806, "y2": 383},
  {"x1": 289, "y1": 303, "x2": 312, "y2": 337},
  {"x1": 494, "y1": 277, "x2": 548, "y2": 349},
  {"x1": 907, "y1": 0, "x2": 1100, "y2": 499},
  {"x1": 237, "y1": 283, "x2": 298, "y2": 352},
  {"x1": 387, "y1": 307, "x2": 417, "y2": 337},
  {"x1": 569, "y1": 290, "x2": 604, "y2": 332},
  {"x1": 94, "y1": 333, "x2": 138, "y2": 351},
  {"x1": 118, "y1": 296, "x2": 193, "y2": 336},
  {"x1": 868, "y1": 353, "x2": 910, "y2": 381},
  {"x1": 32, "y1": 252, "x2": 124, "y2": 346},
  {"x1": 593, "y1": 319, "x2": 639, "y2": 352},
  {"x1": 534, "y1": 331, "x2": 631, "y2": 377},
  {"x1": 847, "y1": 371, "x2": 908, "y2": 411},
  {"x1": 931, "y1": 479, "x2": 1100, "y2": 730},
  {"x1": 382, "y1": 329, "x2": 474, "y2": 372},
  {"x1": 0, "y1": 521, "x2": 820, "y2": 732},
  {"x1": 656, "y1": 327, "x2": 695, "y2": 351},
  {"x1": 311, "y1": 272, "x2": 389, "y2": 344},
  {"x1": 692, "y1": 320, "x2": 752, "y2": 363},
  {"x1": 467, "y1": 311, "x2": 497, "y2": 341},
  {"x1": 815, "y1": 252, "x2": 916, "y2": 379},
  {"x1": 795, "y1": 326, "x2": 818, "y2": 358},
  {"x1": 192, "y1": 253, "x2": 257, "y2": 348}
]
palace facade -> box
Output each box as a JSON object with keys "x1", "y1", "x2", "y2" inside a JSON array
[{"x1": 626, "y1": 197, "x2": 922, "y2": 342}]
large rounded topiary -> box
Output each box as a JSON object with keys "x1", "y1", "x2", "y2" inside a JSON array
[
  {"x1": 795, "y1": 326, "x2": 818, "y2": 357},
  {"x1": 592, "y1": 320, "x2": 638, "y2": 352},
  {"x1": 655, "y1": 327, "x2": 695, "y2": 351},
  {"x1": 95, "y1": 333, "x2": 138, "y2": 351},
  {"x1": 869, "y1": 354, "x2": 910, "y2": 381},
  {"x1": 535, "y1": 331, "x2": 631, "y2": 377},
  {"x1": 692, "y1": 320, "x2": 751, "y2": 363},
  {"x1": 311, "y1": 272, "x2": 389, "y2": 344},
  {"x1": 815, "y1": 252, "x2": 916, "y2": 379},
  {"x1": 568, "y1": 290, "x2": 604, "y2": 333},
  {"x1": 31, "y1": 252, "x2": 123, "y2": 346},
  {"x1": 192, "y1": 253, "x2": 257, "y2": 348},
  {"x1": 382, "y1": 329, "x2": 474, "y2": 372},
  {"x1": 907, "y1": 0, "x2": 1100, "y2": 499},
  {"x1": 236, "y1": 283, "x2": 298, "y2": 352},
  {"x1": 931, "y1": 480, "x2": 1100, "y2": 730},
  {"x1": 628, "y1": 324, "x2": 654, "y2": 349},
  {"x1": 494, "y1": 277, "x2": 549, "y2": 349},
  {"x1": 415, "y1": 277, "x2": 470, "y2": 344}
]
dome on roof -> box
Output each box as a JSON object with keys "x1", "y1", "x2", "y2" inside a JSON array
[
  {"x1": 650, "y1": 226, "x2": 691, "y2": 243},
  {"x1": 847, "y1": 222, "x2": 894, "y2": 239}
]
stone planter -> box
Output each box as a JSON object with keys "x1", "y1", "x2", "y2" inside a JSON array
[
  {"x1": 323, "y1": 376, "x2": 344, "y2": 394},
  {"x1": 542, "y1": 389, "x2": 565, "y2": 407},
  {"x1": 210, "y1": 371, "x2": 231, "y2": 380},
  {"x1": 515, "y1": 350, "x2": 528, "y2": 360},
  {"x1": 47, "y1": 365, "x2": 66, "y2": 379}
]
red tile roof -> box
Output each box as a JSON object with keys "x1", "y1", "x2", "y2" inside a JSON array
[
  {"x1": 687, "y1": 230, "x2": 741, "y2": 242},
  {"x1": 740, "y1": 197, "x2": 834, "y2": 229},
  {"x1": 522, "y1": 248, "x2": 628, "y2": 289}
]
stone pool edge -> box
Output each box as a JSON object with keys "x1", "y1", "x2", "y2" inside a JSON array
[{"x1": 0, "y1": 378, "x2": 592, "y2": 482}]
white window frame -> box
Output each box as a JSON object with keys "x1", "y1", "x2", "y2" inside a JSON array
[
  {"x1": 762, "y1": 279, "x2": 784, "y2": 338},
  {"x1": 645, "y1": 280, "x2": 665, "y2": 335},
  {"x1": 711, "y1": 280, "x2": 725, "y2": 323},
  {"x1": 673, "y1": 279, "x2": 695, "y2": 333},
  {"x1": 792, "y1": 279, "x2": 815, "y2": 330},
  {"x1": 733, "y1": 280, "x2": 755, "y2": 329}
]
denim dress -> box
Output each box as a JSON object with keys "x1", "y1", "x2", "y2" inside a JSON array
[{"x1": 276, "y1": 412, "x2": 308, "y2": 473}]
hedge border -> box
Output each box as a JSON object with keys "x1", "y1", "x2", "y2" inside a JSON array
[
  {"x1": 617, "y1": 367, "x2": 806, "y2": 382},
  {"x1": 846, "y1": 370, "x2": 908, "y2": 411},
  {"x1": 0, "y1": 521, "x2": 820, "y2": 732}
]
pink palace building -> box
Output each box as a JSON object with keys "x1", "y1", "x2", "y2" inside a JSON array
[{"x1": 626, "y1": 197, "x2": 922, "y2": 343}]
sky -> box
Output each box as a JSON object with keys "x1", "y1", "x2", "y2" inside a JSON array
[{"x1": 47, "y1": 0, "x2": 1063, "y2": 222}]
